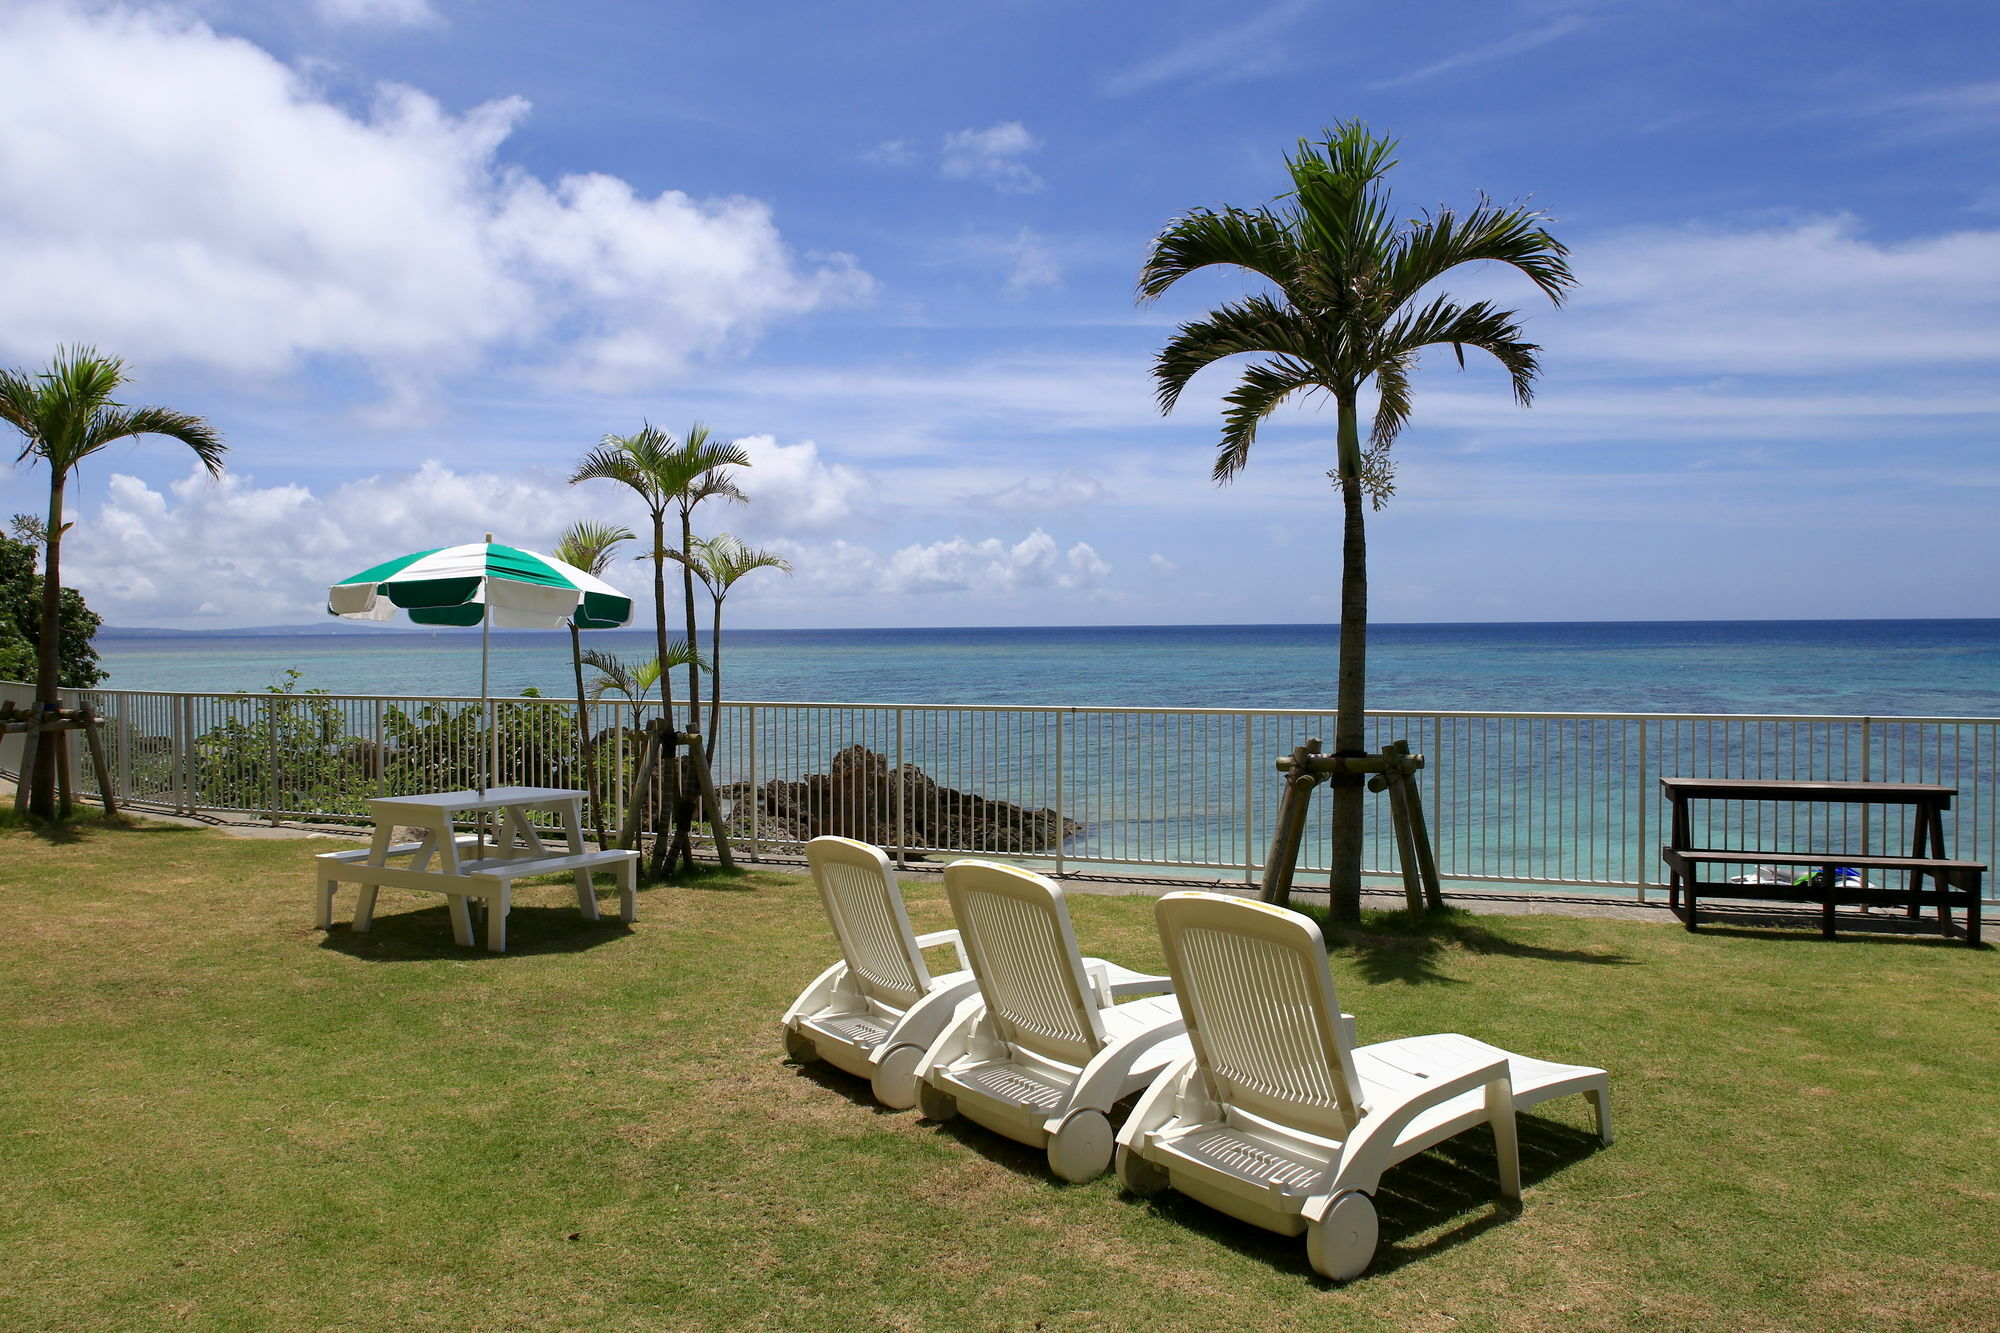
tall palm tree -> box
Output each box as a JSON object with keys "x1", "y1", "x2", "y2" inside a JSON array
[
  {"x1": 554, "y1": 519, "x2": 634, "y2": 847},
  {"x1": 570, "y1": 426, "x2": 685, "y2": 732},
  {"x1": 0, "y1": 347, "x2": 225, "y2": 819},
  {"x1": 659, "y1": 424, "x2": 749, "y2": 743},
  {"x1": 1138, "y1": 122, "x2": 1571, "y2": 920},
  {"x1": 683, "y1": 533, "x2": 792, "y2": 760}
]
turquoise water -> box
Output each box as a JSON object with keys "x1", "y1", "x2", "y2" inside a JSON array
[{"x1": 94, "y1": 620, "x2": 2000, "y2": 716}]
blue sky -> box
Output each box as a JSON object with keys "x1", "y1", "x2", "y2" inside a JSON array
[{"x1": 1, "y1": 0, "x2": 1995, "y2": 629}]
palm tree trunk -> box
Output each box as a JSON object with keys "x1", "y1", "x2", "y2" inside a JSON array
[
  {"x1": 28, "y1": 474, "x2": 66, "y2": 820},
  {"x1": 673, "y1": 508, "x2": 702, "y2": 868},
  {"x1": 679, "y1": 510, "x2": 702, "y2": 736},
  {"x1": 649, "y1": 509, "x2": 681, "y2": 874},
  {"x1": 706, "y1": 594, "x2": 722, "y2": 763},
  {"x1": 1328, "y1": 392, "x2": 1368, "y2": 924},
  {"x1": 570, "y1": 623, "x2": 604, "y2": 848}
]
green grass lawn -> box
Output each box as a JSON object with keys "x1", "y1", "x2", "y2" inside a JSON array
[{"x1": 2, "y1": 819, "x2": 1996, "y2": 1332}]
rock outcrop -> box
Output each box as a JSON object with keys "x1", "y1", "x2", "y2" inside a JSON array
[{"x1": 721, "y1": 744, "x2": 1080, "y2": 855}]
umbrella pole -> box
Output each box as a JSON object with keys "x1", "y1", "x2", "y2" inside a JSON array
[{"x1": 481, "y1": 595, "x2": 494, "y2": 796}]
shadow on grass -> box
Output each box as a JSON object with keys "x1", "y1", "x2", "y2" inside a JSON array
[
  {"x1": 651, "y1": 863, "x2": 765, "y2": 893},
  {"x1": 1677, "y1": 905, "x2": 1986, "y2": 950},
  {"x1": 0, "y1": 811, "x2": 197, "y2": 845},
  {"x1": 786, "y1": 1056, "x2": 905, "y2": 1118},
  {"x1": 1294, "y1": 905, "x2": 1635, "y2": 986},
  {"x1": 1129, "y1": 1114, "x2": 1606, "y2": 1284},
  {"x1": 318, "y1": 901, "x2": 633, "y2": 961}
]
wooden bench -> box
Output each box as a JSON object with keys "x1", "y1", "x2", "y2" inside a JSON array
[
  {"x1": 317, "y1": 843, "x2": 640, "y2": 953},
  {"x1": 1662, "y1": 848, "x2": 1984, "y2": 945}
]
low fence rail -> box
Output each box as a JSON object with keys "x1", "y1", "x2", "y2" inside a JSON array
[{"x1": 6, "y1": 682, "x2": 1996, "y2": 902}]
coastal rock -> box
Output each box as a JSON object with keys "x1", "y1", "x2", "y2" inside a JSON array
[{"x1": 721, "y1": 744, "x2": 1080, "y2": 855}]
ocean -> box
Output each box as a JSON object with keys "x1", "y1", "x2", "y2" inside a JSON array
[{"x1": 93, "y1": 619, "x2": 2000, "y2": 717}]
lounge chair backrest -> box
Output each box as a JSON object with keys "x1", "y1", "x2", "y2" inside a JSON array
[
  {"x1": 806, "y1": 837, "x2": 930, "y2": 1011},
  {"x1": 942, "y1": 860, "x2": 1106, "y2": 1068},
  {"x1": 1154, "y1": 892, "x2": 1363, "y2": 1139}
]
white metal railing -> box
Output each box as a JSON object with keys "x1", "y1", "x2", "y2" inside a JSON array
[{"x1": 8, "y1": 682, "x2": 1996, "y2": 902}]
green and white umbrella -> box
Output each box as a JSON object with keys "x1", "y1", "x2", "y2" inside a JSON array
[{"x1": 328, "y1": 537, "x2": 634, "y2": 790}]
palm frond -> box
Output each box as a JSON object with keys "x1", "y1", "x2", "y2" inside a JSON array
[
  {"x1": 581, "y1": 641, "x2": 706, "y2": 702},
  {"x1": 1138, "y1": 206, "x2": 1301, "y2": 303},
  {"x1": 1368, "y1": 352, "x2": 1414, "y2": 451},
  {"x1": 553, "y1": 520, "x2": 635, "y2": 577},
  {"x1": 1213, "y1": 357, "x2": 1322, "y2": 484},
  {"x1": 1383, "y1": 199, "x2": 1573, "y2": 309},
  {"x1": 687, "y1": 532, "x2": 793, "y2": 596},
  {"x1": 1283, "y1": 122, "x2": 1400, "y2": 293},
  {"x1": 1378, "y1": 297, "x2": 1544, "y2": 405},
  {"x1": 1153, "y1": 296, "x2": 1325, "y2": 414},
  {"x1": 93, "y1": 405, "x2": 227, "y2": 477}
]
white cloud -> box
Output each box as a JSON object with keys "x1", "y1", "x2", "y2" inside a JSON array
[
  {"x1": 940, "y1": 122, "x2": 1042, "y2": 194},
  {"x1": 1553, "y1": 216, "x2": 2000, "y2": 373},
  {"x1": 861, "y1": 138, "x2": 916, "y2": 166},
  {"x1": 1371, "y1": 15, "x2": 1588, "y2": 90},
  {"x1": 315, "y1": 0, "x2": 437, "y2": 27},
  {"x1": 60, "y1": 461, "x2": 1113, "y2": 627},
  {"x1": 66, "y1": 462, "x2": 590, "y2": 626},
  {"x1": 968, "y1": 467, "x2": 1107, "y2": 513},
  {"x1": 1147, "y1": 552, "x2": 1178, "y2": 575},
  {"x1": 880, "y1": 528, "x2": 1109, "y2": 595},
  {"x1": 1103, "y1": 0, "x2": 1314, "y2": 97},
  {"x1": 727, "y1": 434, "x2": 871, "y2": 537},
  {"x1": 0, "y1": 3, "x2": 866, "y2": 400}
]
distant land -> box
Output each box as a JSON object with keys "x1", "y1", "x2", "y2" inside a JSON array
[{"x1": 97, "y1": 622, "x2": 427, "y2": 638}]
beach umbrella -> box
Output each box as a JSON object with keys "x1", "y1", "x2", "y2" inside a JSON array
[{"x1": 327, "y1": 535, "x2": 634, "y2": 791}]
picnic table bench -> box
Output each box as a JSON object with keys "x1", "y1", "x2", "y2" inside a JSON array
[
  {"x1": 1660, "y1": 778, "x2": 1984, "y2": 946},
  {"x1": 315, "y1": 786, "x2": 638, "y2": 953}
]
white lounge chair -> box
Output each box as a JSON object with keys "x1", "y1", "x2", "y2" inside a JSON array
[
  {"x1": 911, "y1": 860, "x2": 1193, "y2": 1182},
  {"x1": 781, "y1": 837, "x2": 980, "y2": 1109},
  {"x1": 1115, "y1": 892, "x2": 1612, "y2": 1281}
]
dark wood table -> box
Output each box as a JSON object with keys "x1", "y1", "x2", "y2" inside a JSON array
[{"x1": 1659, "y1": 778, "x2": 1983, "y2": 945}]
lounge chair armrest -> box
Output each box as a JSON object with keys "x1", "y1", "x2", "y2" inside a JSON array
[
  {"x1": 1327, "y1": 1056, "x2": 1513, "y2": 1199},
  {"x1": 1115, "y1": 1054, "x2": 1203, "y2": 1150},
  {"x1": 780, "y1": 959, "x2": 851, "y2": 1028},
  {"x1": 1106, "y1": 972, "x2": 1175, "y2": 1000},
  {"x1": 914, "y1": 929, "x2": 970, "y2": 973}
]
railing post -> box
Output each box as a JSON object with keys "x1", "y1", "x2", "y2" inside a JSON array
[
  {"x1": 894, "y1": 706, "x2": 907, "y2": 869},
  {"x1": 1634, "y1": 719, "x2": 1649, "y2": 900},
  {"x1": 1053, "y1": 710, "x2": 1066, "y2": 877},
  {"x1": 747, "y1": 703, "x2": 760, "y2": 860},
  {"x1": 1242, "y1": 711, "x2": 1256, "y2": 884},
  {"x1": 266, "y1": 695, "x2": 281, "y2": 825},
  {"x1": 1859, "y1": 716, "x2": 1873, "y2": 857},
  {"x1": 177, "y1": 693, "x2": 194, "y2": 815}
]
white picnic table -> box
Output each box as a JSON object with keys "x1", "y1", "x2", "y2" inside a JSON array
[{"x1": 314, "y1": 785, "x2": 638, "y2": 953}]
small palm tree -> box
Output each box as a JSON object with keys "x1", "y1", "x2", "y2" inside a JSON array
[
  {"x1": 1138, "y1": 122, "x2": 1570, "y2": 919},
  {"x1": 0, "y1": 347, "x2": 225, "y2": 819},
  {"x1": 683, "y1": 533, "x2": 792, "y2": 759},
  {"x1": 554, "y1": 520, "x2": 634, "y2": 847}
]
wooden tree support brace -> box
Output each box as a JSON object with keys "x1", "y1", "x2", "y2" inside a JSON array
[
  {"x1": 618, "y1": 721, "x2": 736, "y2": 873},
  {"x1": 1258, "y1": 736, "x2": 1443, "y2": 912},
  {"x1": 6, "y1": 705, "x2": 117, "y2": 818}
]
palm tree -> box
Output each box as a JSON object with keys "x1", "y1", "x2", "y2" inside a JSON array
[
  {"x1": 570, "y1": 426, "x2": 686, "y2": 731},
  {"x1": 554, "y1": 520, "x2": 634, "y2": 847},
  {"x1": 0, "y1": 347, "x2": 225, "y2": 819},
  {"x1": 659, "y1": 425, "x2": 749, "y2": 744},
  {"x1": 580, "y1": 646, "x2": 702, "y2": 704},
  {"x1": 683, "y1": 533, "x2": 792, "y2": 759},
  {"x1": 1138, "y1": 122, "x2": 1571, "y2": 920}
]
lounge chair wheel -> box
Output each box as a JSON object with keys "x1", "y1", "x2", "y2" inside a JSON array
[
  {"x1": 783, "y1": 1027, "x2": 819, "y2": 1064},
  {"x1": 917, "y1": 1081, "x2": 958, "y2": 1122},
  {"x1": 870, "y1": 1044, "x2": 923, "y2": 1109},
  {"x1": 1047, "y1": 1109, "x2": 1113, "y2": 1183},
  {"x1": 1307, "y1": 1192, "x2": 1378, "y2": 1282},
  {"x1": 1115, "y1": 1144, "x2": 1169, "y2": 1196}
]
